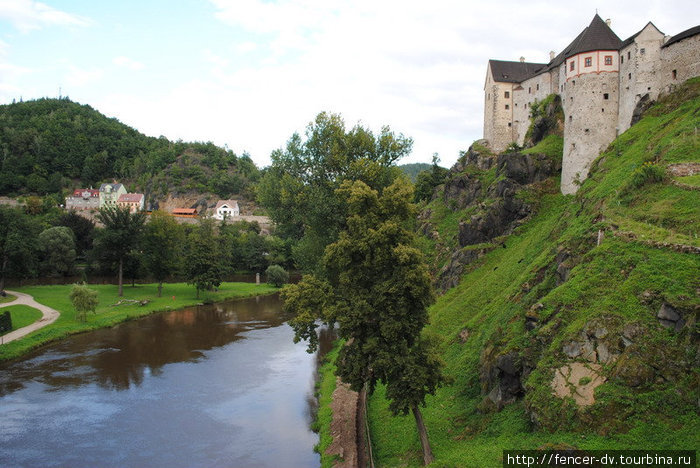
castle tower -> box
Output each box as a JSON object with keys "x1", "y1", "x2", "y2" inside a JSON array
[{"x1": 560, "y1": 15, "x2": 622, "y2": 194}]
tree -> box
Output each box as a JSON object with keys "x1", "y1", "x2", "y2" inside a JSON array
[
  {"x1": 69, "y1": 283, "x2": 98, "y2": 322},
  {"x1": 142, "y1": 211, "x2": 184, "y2": 297},
  {"x1": 55, "y1": 211, "x2": 95, "y2": 259},
  {"x1": 414, "y1": 153, "x2": 448, "y2": 202},
  {"x1": 38, "y1": 226, "x2": 76, "y2": 276},
  {"x1": 94, "y1": 206, "x2": 146, "y2": 297},
  {"x1": 185, "y1": 219, "x2": 224, "y2": 299},
  {"x1": 265, "y1": 265, "x2": 289, "y2": 287},
  {"x1": 283, "y1": 179, "x2": 446, "y2": 465},
  {"x1": 0, "y1": 206, "x2": 39, "y2": 291},
  {"x1": 258, "y1": 112, "x2": 412, "y2": 271}
]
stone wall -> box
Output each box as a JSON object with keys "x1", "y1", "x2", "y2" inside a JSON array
[
  {"x1": 660, "y1": 34, "x2": 700, "y2": 95},
  {"x1": 484, "y1": 78, "x2": 516, "y2": 153},
  {"x1": 513, "y1": 70, "x2": 556, "y2": 146},
  {"x1": 618, "y1": 25, "x2": 665, "y2": 133},
  {"x1": 561, "y1": 70, "x2": 620, "y2": 194}
]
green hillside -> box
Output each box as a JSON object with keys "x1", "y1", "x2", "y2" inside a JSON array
[
  {"x1": 0, "y1": 98, "x2": 259, "y2": 199},
  {"x1": 366, "y1": 78, "x2": 700, "y2": 466}
]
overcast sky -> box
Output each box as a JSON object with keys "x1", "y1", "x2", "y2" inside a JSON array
[{"x1": 1, "y1": 0, "x2": 698, "y2": 168}]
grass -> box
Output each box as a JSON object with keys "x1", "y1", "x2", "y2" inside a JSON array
[
  {"x1": 675, "y1": 174, "x2": 700, "y2": 187},
  {"x1": 315, "y1": 341, "x2": 342, "y2": 467},
  {"x1": 2, "y1": 304, "x2": 43, "y2": 331},
  {"x1": 0, "y1": 293, "x2": 17, "y2": 304},
  {"x1": 522, "y1": 134, "x2": 564, "y2": 159},
  {"x1": 0, "y1": 281, "x2": 278, "y2": 361},
  {"x1": 361, "y1": 79, "x2": 700, "y2": 466}
]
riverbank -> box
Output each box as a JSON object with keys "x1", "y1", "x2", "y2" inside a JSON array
[{"x1": 0, "y1": 282, "x2": 278, "y2": 361}]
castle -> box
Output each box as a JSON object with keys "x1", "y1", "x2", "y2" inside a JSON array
[{"x1": 483, "y1": 15, "x2": 700, "y2": 194}]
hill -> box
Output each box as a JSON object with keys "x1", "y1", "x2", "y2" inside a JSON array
[
  {"x1": 400, "y1": 162, "x2": 433, "y2": 182},
  {"x1": 365, "y1": 78, "x2": 700, "y2": 466},
  {"x1": 0, "y1": 98, "x2": 260, "y2": 202}
]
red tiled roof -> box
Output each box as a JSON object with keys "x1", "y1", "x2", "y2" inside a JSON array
[
  {"x1": 117, "y1": 193, "x2": 144, "y2": 203},
  {"x1": 173, "y1": 208, "x2": 197, "y2": 214}
]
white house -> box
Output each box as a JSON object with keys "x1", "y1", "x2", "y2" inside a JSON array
[{"x1": 212, "y1": 200, "x2": 240, "y2": 220}]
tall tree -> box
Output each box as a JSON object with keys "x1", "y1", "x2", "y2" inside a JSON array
[
  {"x1": 142, "y1": 211, "x2": 184, "y2": 297},
  {"x1": 283, "y1": 179, "x2": 446, "y2": 465},
  {"x1": 258, "y1": 112, "x2": 412, "y2": 271},
  {"x1": 94, "y1": 206, "x2": 146, "y2": 297},
  {"x1": 38, "y1": 226, "x2": 76, "y2": 276},
  {"x1": 0, "y1": 206, "x2": 39, "y2": 290},
  {"x1": 185, "y1": 219, "x2": 224, "y2": 299},
  {"x1": 55, "y1": 211, "x2": 96, "y2": 259}
]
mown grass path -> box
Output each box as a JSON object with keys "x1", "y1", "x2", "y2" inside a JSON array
[{"x1": 0, "y1": 290, "x2": 60, "y2": 344}]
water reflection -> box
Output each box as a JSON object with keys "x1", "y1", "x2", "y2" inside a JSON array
[{"x1": 0, "y1": 294, "x2": 323, "y2": 468}]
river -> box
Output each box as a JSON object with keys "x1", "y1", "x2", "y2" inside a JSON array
[{"x1": 0, "y1": 294, "x2": 328, "y2": 467}]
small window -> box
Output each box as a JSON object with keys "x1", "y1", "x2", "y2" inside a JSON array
[
  {"x1": 672, "y1": 69, "x2": 677, "y2": 80},
  {"x1": 505, "y1": 91, "x2": 510, "y2": 98},
  {"x1": 629, "y1": 73, "x2": 632, "y2": 80},
  {"x1": 528, "y1": 87, "x2": 531, "y2": 94},
  {"x1": 536, "y1": 84, "x2": 539, "y2": 91},
  {"x1": 621, "y1": 56, "x2": 624, "y2": 64},
  {"x1": 604, "y1": 55, "x2": 613, "y2": 66},
  {"x1": 569, "y1": 115, "x2": 572, "y2": 122},
  {"x1": 627, "y1": 51, "x2": 631, "y2": 59},
  {"x1": 508, "y1": 122, "x2": 512, "y2": 127},
  {"x1": 602, "y1": 108, "x2": 605, "y2": 112},
  {"x1": 570, "y1": 61, "x2": 575, "y2": 71},
  {"x1": 515, "y1": 103, "x2": 518, "y2": 107},
  {"x1": 585, "y1": 57, "x2": 592, "y2": 67},
  {"x1": 572, "y1": 80, "x2": 576, "y2": 86},
  {"x1": 505, "y1": 104, "x2": 509, "y2": 110},
  {"x1": 585, "y1": 129, "x2": 590, "y2": 133},
  {"x1": 640, "y1": 48, "x2": 645, "y2": 55},
  {"x1": 603, "y1": 93, "x2": 609, "y2": 100}
]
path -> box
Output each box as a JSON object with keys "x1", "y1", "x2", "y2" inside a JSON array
[{"x1": 0, "y1": 290, "x2": 60, "y2": 344}]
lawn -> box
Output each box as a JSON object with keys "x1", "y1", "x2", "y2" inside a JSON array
[
  {"x1": 0, "y1": 293, "x2": 17, "y2": 304},
  {"x1": 0, "y1": 281, "x2": 278, "y2": 361},
  {"x1": 2, "y1": 305, "x2": 43, "y2": 331}
]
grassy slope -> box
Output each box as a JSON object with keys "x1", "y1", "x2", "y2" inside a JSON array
[
  {"x1": 367, "y1": 78, "x2": 700, "y2": 467},
  {"x1": 0, "y1": 282, "x2": 277, "y2": 360},
  {"x1": 316, "y1": 342, "x2": 342, "y2": 467}
]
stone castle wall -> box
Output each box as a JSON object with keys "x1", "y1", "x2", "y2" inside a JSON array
[
  {"x1": 660, "y1": 35, "x2": 700, "y2": 95},
  {"x1": 512, "y1": 71, "x2": 556, "y2": 146},
  {"x1": 561, "y1": 71, "x2": 620, "y2": 194},
  {"x1": 484, "y1": 78, "x2": 515, "y2": 153}
]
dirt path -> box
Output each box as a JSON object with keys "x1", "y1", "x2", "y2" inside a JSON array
[
  {"x1": 0, "y1": 290, "x2": 60, "y2": 344},
  {"x1": 327, "y1": 378, "x2": 361, "y2": 467}
]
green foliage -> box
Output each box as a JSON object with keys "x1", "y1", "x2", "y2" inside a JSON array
[
  {"x1": 414, "y1": 154, "x2": 449, "y2": 202},
  {"x1": 142, "y1": 211, "x2": 184, "y2": 296},
  {"x1": 258, "y1": 112, "x2": 411, "y2": 271},
  {"x1": 38, "y1": 226, "x2": 76, "y2": 276},
  {"x1": 94, "y1": 206, "x2": 146, "y2": 296},
  {"x1": 69, "y1": 282, "x2": 99, "y2": 322},
  {"x1": 265, "y1": 264, "x2": 289, "y2": 287},
  {"x1": 185, "y1": 219, "x2": 224, "y2": 298},
  {"x1": 0, "y1": 310, "x2": 11, "y2": 334},
  {"x1": 0, "y1": 205, "x2": 40, "y2": 289},
  {"x1": 55, "y1": 211, "x2": 95, "y2": 258},
  {"x1": 521, "y1": 134, "x2": 564, "y2": 159},
  {"x1": 400, "y1": 162, "x2": 433, "y2": 182},
  {"x1": 525, "y1": 94, "x2": 564, "y2": 145},
  {"x1": 0, "y1": 98, "x2": 260, "y2": 198},
  {"x1": 629, "y1": 161, "x2": 666, "y2": 189}
]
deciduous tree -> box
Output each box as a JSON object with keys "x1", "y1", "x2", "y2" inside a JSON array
[
  {"x1": 185, "y1": 219, "x2": 224, "y2": 299},
  {"x1": 283, "y1": 179, "x2": 446, "y2": 465},
  {"x1": 69, "y1": 282, "x2": 98, "y2": 322},
  {"x1": 142, "y1": 211, "x2": 184, "y2": 296}
]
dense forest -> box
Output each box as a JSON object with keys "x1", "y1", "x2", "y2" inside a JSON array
[{"x1": 0, "y1": 98, "x2": 260, "y2": 201}]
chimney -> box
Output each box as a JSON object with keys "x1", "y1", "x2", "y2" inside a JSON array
[
  {"x1": 549, "y1": 50, "x2": 555, "y2": 61},
  {"x1": 520, "y1": 56, "x2": 525, "y2": 63},
  {"x1": 605, "y1": 18, "x2": 611, "y2": 27}
]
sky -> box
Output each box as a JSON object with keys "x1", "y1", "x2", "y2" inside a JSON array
[{"x1": 1, "y1": 0, "x2": 698, "y2": 169}]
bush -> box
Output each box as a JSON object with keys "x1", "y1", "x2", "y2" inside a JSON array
[
  {"x1": 69, "y1": 283, "x2": 99, "y2": 322},
  {"x1": 0, "y1": 311, "x2": 11, "y2": 334},
  {"x1": 630, "y1": 161, "x2": 665, "y2": 188},
  {"x1": 266, "y1": 265, "x2": 289, "y2": 288}
]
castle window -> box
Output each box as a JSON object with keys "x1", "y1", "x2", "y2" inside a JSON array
[
  {"x1": 505, "y1": 91, "x2": 510, "y2": 98},
  {"x1": 572, "y1": 80, "x2": 575, "y2": 86},
  {"x1": 672, "y1": 69, "x2": 677, "y2": 80},
  {"x1": 640, "y1": 48, "x2": 645, "y2": 55},
  {"x1": 602, "y1": 108, "x2": 605, "y2": 112},
  {"x1": 627, "y1": 51, "x2": 631, "y2": 59},
  {"x1": 528, "y1": 87, "x2": 531, "y2": 94},
  {"x1": 585, "y1": 129, "x2": 590, "y2": 133},
  {"x1": 585, "y1": 57, "x2": 592, "y2": 67},
  {"x1": 505, "y1": 104, "x2": 509, "y2": 110},
  {"x1": 569, "y1": 61, "x2": 575, "y2": 71},
  {"x1": 569, "y1": 115, "x2": 572, "y2": 123},
  {"x1": 603, "y1": 93, "x2": 609, "y2": 100},
  {"x1": 604, "y1": 55, "x2": 613, "y2": 66},
  {"x1": 629, "y1": 73, "x2": 632, "y2": 80},
  {"x1": 536, "y1": 84, "x2": 539, "y2": 91},
  {"x1": 508, "y1": 122, "x2": 512, "y2": 127},
  {"x1": 621, "y1": 56, "x2": 624, "y2": 64}
]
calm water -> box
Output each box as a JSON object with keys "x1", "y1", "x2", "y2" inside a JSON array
[{"x1": 0, "y1": 294, "x2": 328, "y2": 468}]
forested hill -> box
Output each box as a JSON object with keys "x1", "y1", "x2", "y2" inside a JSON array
[{"x1": 0, "y1": 98, "x2": 260, "y2": 200}]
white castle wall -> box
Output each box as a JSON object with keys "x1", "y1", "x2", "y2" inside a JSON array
[
  {"x1": 512, "y1": 71, "x2": 556, "y2": 146},
  {"x1": 484, "y1": 73, "x2": 516, "y2": 153},
  {"x1": 661, "y1": 35, "x2": 700, "y2": 94}
]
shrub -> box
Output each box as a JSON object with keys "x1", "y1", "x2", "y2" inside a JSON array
[
  {"x1": 69, "y1": 283, "x2": 99, "y2": 322},
  {"x1": 265, "y1": 265, "x2": 289, "y2": 288},
  {"x1": 630, "y1": 161, "x2": 665, "y2": 188}
]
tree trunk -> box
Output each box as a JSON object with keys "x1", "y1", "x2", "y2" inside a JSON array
[
  {"x1": 412, "y1": 405, "x2": 435, "y2": 466},
  {"x1": 158, "y1": 282, "x2": 162, "y2": 297},
  {"x1": 118, "y1": 257, "x2": 124, "y2": 297}
]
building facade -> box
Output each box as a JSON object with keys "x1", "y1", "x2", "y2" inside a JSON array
[{"x1": 483, "y1": 15, "x2": 700, "y2": 194}]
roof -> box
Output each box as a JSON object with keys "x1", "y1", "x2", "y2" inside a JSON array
[
  {"x1": 563, "y1": 14, "x2": 622, "y2": 59},
  {"x1": 72, "y1": 189, "x2": 99, "y2": 197},
  {"x1": 488, "y1": 59, "x2": 547, "y2": 83},
  {"x1": 620, "y1": 22, "x2": 664, "y2": 49},
  {"x1": 117, "y1": 193, "x2": 144, "y2": 203},
  {"x1": 663, "y1": 24, "x2": 700, "y2": 48},
  {"x1": 99, "y1": 183, "x2": 124, "y2": 192},
  {"x1": 173, "y1": 208, "x2": 197, "y2": 214},
  {"x1": 215, "y1": 199, "x2": 239, "y2": 211}
]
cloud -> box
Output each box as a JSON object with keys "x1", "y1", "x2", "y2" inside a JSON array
[
  {"x1": 0, "y1": 0, "x2": 91, "y2": 32},
  {"x1": 65, "y1": 65, "x2": 103, "y2": 87},
  {"x1": 112, "y1": 56, "x2": 145, "y2": 71}
]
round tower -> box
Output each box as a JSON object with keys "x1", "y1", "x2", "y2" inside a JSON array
[{"x1": 560, "y1": 15, "x2": 622, "y2": 194}]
